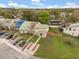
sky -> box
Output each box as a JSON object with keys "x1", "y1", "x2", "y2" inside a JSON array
[{"x1": 0, "y1": 0, "x2": 79, "y2": 8}]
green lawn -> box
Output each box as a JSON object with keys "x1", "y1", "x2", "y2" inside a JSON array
[
  {"x1": 2, "y1": 28, "x2": 79, "y2": 59},
  {"x1": 34, "y1": 28, "x2": 79, "y2": 59}
]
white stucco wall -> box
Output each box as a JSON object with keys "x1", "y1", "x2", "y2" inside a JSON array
[
  {"x1": 34, "y1": 23, "x2": 49, "y2": 38},
  {"x1": 63, "y1": 23, "x2": 79, "y2": 36}
]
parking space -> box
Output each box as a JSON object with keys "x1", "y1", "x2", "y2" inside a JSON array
[
  {"x1": 0, "y1": 25, "x2": 43, "y2": 59},
  {"x1": 0, "y1": 29, "x2": 41, "y2": 55},
  {"x1": 0, "y1": 39, "x2": 32, "y2": 59}
]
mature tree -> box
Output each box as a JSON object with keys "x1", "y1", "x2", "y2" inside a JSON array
[
  {"x1": 37, "y1": 10, "x2": 50, "y2": 24},
  {"x1": 22, "y1": 10, "x2": 33, "y2": 21}
]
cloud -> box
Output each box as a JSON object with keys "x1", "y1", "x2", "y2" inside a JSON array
[
  {"x1": 32, "y1": 2, "x2": 44, "y2": 7},
  {"x1": 0, "y1": 1, "x2": 79, "y2": 9},
  {"x1": 32, "y1": 0, "x2": 40, "y2": 3},
  {"x1": 0, "y1": 3, "x2": 7, "y2": 8},
  {"x1": 8, "y1": 0, "x2": 43, "y2": 8},
  {"x1": 46, "y1": 5, "x2": 59, "y2": 8},
  {"x1": 62, "y1": 2, "x2": 79, "y2": 8},
  {"x1": 32, "y1": 0, "x2": 44, "y2": 6},
  {"x1": 7, "y1": 2, "x2": 29, "y2": 8},
  {"x1": 0, "y1": 2, "x2": 29, "y2": 8},
  {"x1": 45, "y1": 2, "x2": 79, "y2": 8},
  {"x1": 8, "y1": 2, "x2": 18, "y2": 7},
  {"x1": 19, "y1": 5, "x2": 29, "y2": 8}
]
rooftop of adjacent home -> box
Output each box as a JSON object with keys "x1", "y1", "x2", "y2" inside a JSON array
[
  {"x1": 68, "y1": 23, "x2": 79, "y2": 28},
  {"x1": 35, "y1": 23, "x2": 49, "y2": 30}
]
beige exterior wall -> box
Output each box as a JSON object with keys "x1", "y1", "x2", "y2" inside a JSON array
[{"x1": 34, "y1": 23, "x2": 49, "y2": 38}]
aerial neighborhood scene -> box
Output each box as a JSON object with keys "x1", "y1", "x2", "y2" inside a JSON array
[{"x1": 0, "y1": 0, "x2": 79, "y2": 59}]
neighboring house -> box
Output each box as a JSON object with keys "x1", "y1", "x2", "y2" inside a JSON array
[
  {"x1": 0, "y1": 18, "x2": 18, "y2": 29},
  {"x1": 16, "y1": 19, "x2": 25, "y2": 29},
  {"x1": 0, "y1": 18, "x2": 4, "y2": 23},
  {"x1": 50, "y1": 14, "x2": 60, "y2": 26},
  {"x1": 49, "y1": 20, "x2": 60, "y2": 25},
  {"x1": 19, "y1": 21, "x2": 37, "y2": 34},
  {"x1": 19, "y1": 21, "x2": 49, "y2": 38},
  {"x1": 63, "y1": 23, "x2": 79, "y2": 36},
  {"x1": 0, "y1": 18, "x2": 12, "y2": 27},
  {"x1": 17, "y1": 19, "x2": 49, "y2": 38},
  {"x1": 34, "y1": 23, "x2": 49, "y2": 38},
  {"x1": 0, "y1": 18, "x2": 49, "y2": 38}
]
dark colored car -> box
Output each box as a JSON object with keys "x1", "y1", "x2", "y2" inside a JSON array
[
  {"x1": 6, "y1": 34, "x2": 14, "y2": 39},
  {"x1": 1, "y1": 33, "x2": 9, "y2": 38},
  {"x1": 0, "y1": 32, "x2": 6, "y2": 36},
  {"x1": 13, "y1": 39, "x2": 21, "y2": 45},
  {"x1": 19, "y1": 41, "x2": 26, "y2": 47}
]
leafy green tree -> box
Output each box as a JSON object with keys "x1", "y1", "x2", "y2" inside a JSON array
[
  {"x1": 22, "y1": 10, "x2": 33, "y2": 21},
  {"x1": 37, "y1": 11, "x2": 50, "y2": 24}
]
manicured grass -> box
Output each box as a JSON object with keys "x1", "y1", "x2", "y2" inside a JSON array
[{"x1": 34, "y1": 28, "x2": 79, "y2": 59}]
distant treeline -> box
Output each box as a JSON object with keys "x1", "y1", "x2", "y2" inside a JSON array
[{"x1": 0, "y1": 8, "x2": 79, "y2": 24}]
